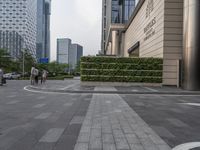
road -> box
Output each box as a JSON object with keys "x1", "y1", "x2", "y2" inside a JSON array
[
  {"x1": 0, "y1": 80, "x2": 200, "y2": 150},
  {"x1": 0, "y1": 81, "x2": 91, "y2": 150}
]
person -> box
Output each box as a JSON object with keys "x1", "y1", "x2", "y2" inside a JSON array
[
  {"x1": 0, "y1": 68, "x2": 3, "y2": 86},
  {"x1": 41, "y1": 69, "x2": 48, "y2": 84},
  {"x1": 34, "y1": 68, "x2": 39, "y2": 85},
  {"x1": 30, "y1": 66, "x2": 35, "y2": 85}
]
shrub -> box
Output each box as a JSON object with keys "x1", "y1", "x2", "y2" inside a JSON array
[{"x1": 80, "y1": 56, "x2": 163, "y2": 83}]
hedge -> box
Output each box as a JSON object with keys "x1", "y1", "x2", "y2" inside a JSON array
[{"x1": 80, "y1": 56, "x2": 163, "y2": 83}]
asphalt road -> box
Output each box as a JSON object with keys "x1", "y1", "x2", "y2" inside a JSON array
[
  {"x1": 1, "y1": 80, "x2": 200, "y2": 150},
  {"x1": 124, "y1": 94, "x2": 200, "y2": 149},
  {"x1": 0, "y1": 80, "x2": 91, "y2": 150}
]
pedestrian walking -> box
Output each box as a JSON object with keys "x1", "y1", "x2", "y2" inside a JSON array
[
  {"x1": 0, "y1": 68, "x2": 3, "y2": 86},
  {"x1": 30, "y1": 66, "x2": 36, "y2": 85},
  {"x1": 41, "y1": 70, "x2": 48, "y2": 84},
  {"x1": 34, "y1": 68, "x2": 39, "y2": 85}
]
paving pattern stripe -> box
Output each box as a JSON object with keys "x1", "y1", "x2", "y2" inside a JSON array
[
  {"x1": 39, "y1": 128, "x2": 65, "y2": 143},
  {"x1": 35, "y1": 113, "x2": 52, "y2": 119},
  {"x1": 74, "y1": 94, "x2": 171, "y2": 150},
  {"x1": 33, "y1": 103, "x2": 46, "y2": 108}
]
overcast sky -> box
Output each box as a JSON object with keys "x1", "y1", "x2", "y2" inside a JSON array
[{"x1": 50, "y1": 0, "x2": 102, "y2": 61}]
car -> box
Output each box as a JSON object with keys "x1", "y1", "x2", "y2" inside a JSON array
[{"x1": 3, "y1": 72, "x2": 21, "y2": 80}]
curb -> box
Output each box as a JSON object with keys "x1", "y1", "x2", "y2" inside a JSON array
[{"x1": 27, "y1": 85, "x2": 200, "y2": 95}]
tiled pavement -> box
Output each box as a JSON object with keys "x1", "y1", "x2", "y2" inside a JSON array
[{"x1": 74, "y1": 93, "x2": 171, "y2": 150}]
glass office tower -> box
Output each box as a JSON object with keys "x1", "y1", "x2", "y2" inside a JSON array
[{"x1": 36, "y1": 0, "x2": 51, "y2": 61}]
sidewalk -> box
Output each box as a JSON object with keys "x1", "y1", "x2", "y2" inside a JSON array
[{"x1": 74, "y1": 93, "x2": 171, "y2": 150}]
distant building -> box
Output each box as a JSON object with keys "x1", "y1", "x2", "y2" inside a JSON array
[
  {"x1": 36, "y1": 0, "x2": 51, "y2": 61},
  {"x1": 57, "y1": 38, "x2": 71, "y2": 64},
  {"x1": 69, "y1": 44, "x2": 83, "y2": 70},
  {"x1": 56, "y1": 38, "x2": 83, "y2": 70},
  {"x1": 0, "y1": 0, "x2": 37, "y2": 58}
]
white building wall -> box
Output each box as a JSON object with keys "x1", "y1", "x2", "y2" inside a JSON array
[
  {"x1": 0, "y1": 0, "x2": 37, "y2": 57},
  {"x1": 124, "y1": 0, "x2": 183, "y2": 86}
]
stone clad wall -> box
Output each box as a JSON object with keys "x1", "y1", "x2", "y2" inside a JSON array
[
  {"x1": 123, "y1": 0, "x2": 183, "y2": 86},
  {"x1": 124, "y1": 0, "x2": 165, "y2": 58},
  {"x1": 163, "y1": 0, "x2": 183, "y2": 85}
]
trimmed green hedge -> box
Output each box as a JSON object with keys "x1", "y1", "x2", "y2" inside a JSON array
[{"x1": 81, "y1": 56, "x2": 163, "y2": 83}]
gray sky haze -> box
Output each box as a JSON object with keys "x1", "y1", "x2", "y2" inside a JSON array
[{"x1": 50, "y1": 0, "x2": 102, "y2": 61}]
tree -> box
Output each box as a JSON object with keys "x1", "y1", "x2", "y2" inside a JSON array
[
  {"x1": 0, "y1": 49, "x2": 13, "y2": 72},
  {"x1": 18, "y1": 49, "x2": 36, "y2": 75}
]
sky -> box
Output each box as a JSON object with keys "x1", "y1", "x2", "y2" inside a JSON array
[{"x1": 50, "y1": 0, "x2": 102, "y2": 61}]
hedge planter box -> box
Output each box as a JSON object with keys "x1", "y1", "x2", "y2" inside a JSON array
[{"x1": 80, "y1": 56, "x2": 163, "y2": 83}]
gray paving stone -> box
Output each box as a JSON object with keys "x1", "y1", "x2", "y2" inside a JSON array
[
  {"x1": 102, "y1": 134, "x2": 115, "y2": 144},
  {"x1": 130, "y1": 144, "x2": 144, "y2": 150},
  {"x1": 89, "y1": 137, "x2": 102, "y2": 150},
  {"x1": 74, "y1": 94, "x2": 170, "y2": 150},
  {"x1": 39, "y1": 128, "x2": 64, "y2": 143},
  {"x1": 74, "y1": 143, "x2": 88, "y2": 150},
  {"x1": 115, "y1": 138, "x2": 130, "y2": 150},
  {"x1": 125, "y1": 134, "x2": 140, "y2": 144},
  {"x1": 70, "y1": 116, "x2": 85, "y2": 125},
  {"x1": 103, "y1": 143, "x2": 116, "y2": 150},
  {"x1": 77, "y1": 133, "x2": 90, "y2": 143}
]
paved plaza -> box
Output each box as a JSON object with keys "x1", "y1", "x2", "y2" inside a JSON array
[{"x1": 0, "y1": 80, "x2": 200, "y2": 150}]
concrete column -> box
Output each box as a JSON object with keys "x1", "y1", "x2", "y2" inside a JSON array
[
  {"x1": 112, "y1": 30, "x2": 119, "y2": 56},
  {"x1": 183, "y1": 0, "x2": 200, "y2": 90}
]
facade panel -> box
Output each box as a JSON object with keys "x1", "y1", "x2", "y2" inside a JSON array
[{"x1": 0, "y1": 0, "x2": 37, "y2": 58}]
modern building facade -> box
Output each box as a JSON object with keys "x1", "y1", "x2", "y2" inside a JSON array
[
  {"x1": 36, "y1": 0, "x2": 51, "y2": 61},
  {"x1": 102, "y1": 0, "x2": 200, "y2": 90},
  {"x1": 69, "y1": 44, "x2": 83, "y2": 70},
  {"x1": 57, "y1": 38, "x2": 83, "y2": 70},
  {"x1": 57, "y1": 38, "x2": 71, "y2": 64},
  {"x1": 101, "y1": 0, "x2": 137, "y2": 54},
  {"x1": 0, "y1": 0, "x2": 37, "y2": 59}
]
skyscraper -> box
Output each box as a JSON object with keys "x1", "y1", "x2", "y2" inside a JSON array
[
  {"x1": 101, "y1": 0, "x2": 136, "y2": 54},
  {"x1": 57, "y1": 38, "x2": 83, "y2": 70},
  {"x1": 57, "y1": 38, "x2": 71, "y2": 64},
  {"x1": 69, "y1": 44, "x2": 83, "y2": 70},
  {"x1": 0, "y1": 0, "x2": 37, "y2": 58},
  {"x1": 36, "y1": 0, "x2": 51, "y2": 61}
]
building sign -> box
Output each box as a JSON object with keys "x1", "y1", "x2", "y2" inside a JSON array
[
  {"x1": 144, "y1": 0, "x2": 156, "y2": 41},
  {"x1": 39, "y1": 58, "x2": 49, "y2": 64},
  {"x1": 144, "y1": 17, "x2": 156, "y2": 41},
  {"x1": 146, "y1": 0, "x2": 154, "y2": 18}
]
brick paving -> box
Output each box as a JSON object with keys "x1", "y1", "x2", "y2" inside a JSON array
[{"x1": 74, "y1": 94, "x2": 171, "y2": 150}]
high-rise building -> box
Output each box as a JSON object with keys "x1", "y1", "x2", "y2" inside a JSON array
[
  {"x1": 0, "y1": 0, "x2": 37, "y2": 59},
  {"x1": 69, "y1": 44, "x2": 83, "y2": 70},
  {"x1": 101, "y1": 0, "x2": 136, "y2": 55},
  {"x1": 57, "y1": 38, "x2": 83, "y2": 69},
  {"x1": 36, "y1": 0, "x2": 51, "y2": 61},
  {"x1": 101, "y1": 0, "x2": 200, "y2": 89},
  {"x1": 57, "y1": 38, "x2": 71, "y2": 64}
]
